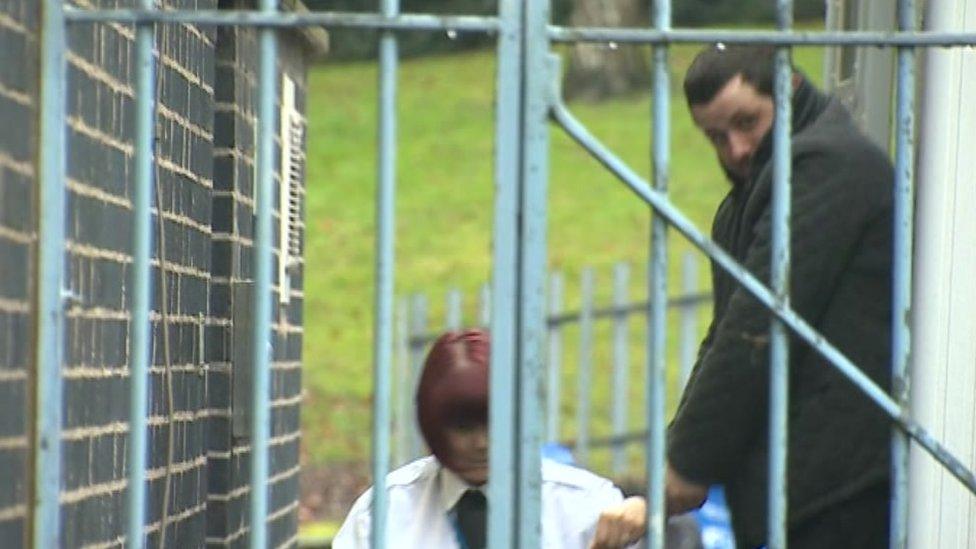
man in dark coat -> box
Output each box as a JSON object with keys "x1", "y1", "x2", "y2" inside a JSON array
[{"x1": 595, "y1": 45, "x2": 894, "y2": 548}]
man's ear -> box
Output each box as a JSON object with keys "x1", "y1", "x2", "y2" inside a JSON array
[{"x1": 792, "y1": 72, "x2": 802, "y2": 90}]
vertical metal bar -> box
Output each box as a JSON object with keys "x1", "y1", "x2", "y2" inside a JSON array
[
  {"x1": 546, "y1": 271, "x2": 564, "y2": 443},
  {"x1": 479, "y1": 283, "x2": 491, "y2": 327},
  {"x1": 34, "y1": 1, "x2": 67, "y2": 547},
  {"x1": 126, "y1": 0, "x2": 157, "y2": 546},
  {"x1": 768, "y1": 2, "x2": 794, "y2": 547},
  {"x1": 408, "y1": 294, "x2": 427, "y2": 460},
  {"x1": 890, "y1": 1, "x2": 916, "y2": 547},
  {"x1": 612, "y1": 262, "x2": 630, "y2": 475},
  {"x1": 249, "y1": 0, "x2": 279, "y2": 546},
  {"x1": 488, "y1": 0, "x2": 521, "y2": 544},
  {"x1": 679, "y1": 252, "x2": 698, "y2": 388},
  {"x1": 394, "y1": 297, "x2": 409, "y2": 466},
  {"x1": 646, "y1": 1, "x2": 671, "y2": 547},
  {"x1": 446, "y1": 288, "x2": 462, "y2": 330},
  {"x1": 514, "y1": 0, "x2": 551, "y2": 545},
  {"x1": 371, "y1": 0, "x2": 400, "y2": 539},
  {"x1": 577, "y1": 267, "x2": 595, "y2": 466}
]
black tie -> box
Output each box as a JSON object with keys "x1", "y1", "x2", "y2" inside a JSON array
[{"x1": 455, "y1": 490, "x2": 487, "y2": 549}]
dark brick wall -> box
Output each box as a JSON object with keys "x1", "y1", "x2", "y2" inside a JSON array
[
  {"x1": 207, "y1": 4, "x2": 306, "y2": 544},
  {"x1": 0, "y1": 0, "x2": 310, "y2": 546},
  {"x1": 0, "y1": 1, "x2": 37, "y2": 546}
]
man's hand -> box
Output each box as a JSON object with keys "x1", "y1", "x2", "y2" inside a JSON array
[
  {"x1": 589, "y1": 496, "x2": 647, "y2": 549},
  {"x1": 665, "y1": 463, "x2": 707, "y2": 516}
]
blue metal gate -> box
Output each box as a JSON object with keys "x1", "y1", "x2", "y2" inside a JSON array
[{"x1": 36, "y1": 1, "x2": 976, "y2": 548}]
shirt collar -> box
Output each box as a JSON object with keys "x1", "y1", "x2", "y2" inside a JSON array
[{"x1": 438, "y1": 465, "x2": 483, "y2": 513}]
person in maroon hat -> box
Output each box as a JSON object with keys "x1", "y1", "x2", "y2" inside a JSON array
[{"x1": 333, "y1": 328, "x2": 647, "y2": 549}]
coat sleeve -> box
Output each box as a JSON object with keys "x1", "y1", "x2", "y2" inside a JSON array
[{"x1": 667, "y1": 148, "x2": 891, "y2": 484}]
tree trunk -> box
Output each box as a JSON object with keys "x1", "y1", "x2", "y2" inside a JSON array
[{"x1": 562, "y1": 0, "x2": 650, "y2": 102}]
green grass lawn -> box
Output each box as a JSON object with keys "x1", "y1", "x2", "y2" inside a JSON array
[{"x1": 302, "y1": 41, "x2": 826, "y2": 475}]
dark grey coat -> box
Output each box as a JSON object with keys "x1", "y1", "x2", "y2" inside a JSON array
[{"x1": 667, "y1": 79, "x2": 894, "y2": 547}]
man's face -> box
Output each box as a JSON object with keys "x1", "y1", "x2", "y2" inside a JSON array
[
  {"x1": 444, "y1": 423, "x2": 489, "y2": 485},
  {"x1": 690, "y1": 74, "x2": 775, "y2": 180}
]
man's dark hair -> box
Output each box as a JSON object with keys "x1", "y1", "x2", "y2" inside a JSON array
[{"x1": 683, "y1": 45, "x2": 781, "y2": 106}]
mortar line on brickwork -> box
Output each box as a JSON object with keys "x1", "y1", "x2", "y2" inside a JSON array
[
  {"x1": 145, "y1": 454, "x2": 208, "y2": 481},
  {"x1": 67, "y1": 52, "x2": 135, "y2": 98},
  {"x1": 268, "y1": 432, "x2": 302, "y2": 448},
  {"x1": 207, "y1": 525, "x2": 249, "y2": 545},
  {"x1": 156, "y1": 206, "x2": 213, "y2": 235},
  {"x1": 277, "y1": 533, "x2": 300, "y2": 549},
  {"x1": 0, "y1": 151, "x2": 35, "y2": 177},
  {"x1": 68, "y1": 116, "x2": 134, "y2": 156},
  {"x1": 62, "y1": 366, "x2": 129, "y2": 379},
  {"x1": 151, "y1": 259, "x2": 213, "y2": 280},
  {"x1": 66, "y1": 240, "x2": 131, "y2": 262},
  {"x1": 206, "y1": 449, "x2": 232, "y2": 460},
  {"x1": 62, "y1": 422, "x2": 129, "y2": 441},
  {"x1": 212, "y1": 189, "x2": 256, "y2": 208},
  {"x1": 0, "y1": 81, "x2": 31, "y2": 107},
  {"x1": 65, "y1": 306, "x2": 129, "y2": 321},
  {"x1": 158, "y1": 103, "x2": 214, "y2": 141},
  {"x1": 0, "y1": 435, "x2": 27, "y2": 450},
  {"x1": 0, "y1": 297, "x2": 30, "y2": 313},
  {"x1": 139, "y1": 500, "x2": 208, "y2": 537},
  {"x1": 214, "y1": 103, "x2": 257, "y2": 125},
  {"x1": 205, "y1": 408, "x2": 232, "y2": 419},
  {"x1": 213, "y1": 148, "x2": 256, "y2": 168},
  {"x1": 59, "y1": 478, "x2": 128, "y2": 504},
  {"x1": 156, "y1": 4, "x2": 214, "y2": 48},
  {"x1": 160, "y1": 54, "x2": 214, "y2": 96},
  {"x1": 266, "y1": 499, "x2": 299, "y2": 524},
  {"x1": 81, "y1": 535, "x2": 125, "y2": 549},
  {"x1": 210, "y1": 234, "x2": 255, "y2": 247},
  {"x1": 205, "y1": 362, "x2": 231, "y2": 373},
  {"x1": 0, "y1": 504, "x2": 26, "y2": 522},
  {"x1": 66, "y1": 179, "x2": 132, "y2": 209},
  {"x1": 271, "y1": 360, "x2": 302, "y2": 370},
  {"x1": 206, "y1": 483, "x2": 251, "y2": 503},
  {"x1": 71, "y1": 0, "x2": 136, "y2": 40},
  {"x1": 0, "y1": 225, "x2": 33, "y2": 245},
  {"x1": 0, "y1": 11, "x2": 29, "y2": 34},
  {"x1": 156, "y1": 156, "x2": 215, "y2": 190},
  {"x1": 0, "y1": 370, "x2": 28, "y2": 383}
]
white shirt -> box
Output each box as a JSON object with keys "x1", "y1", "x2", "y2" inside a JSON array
[{"x1": 333, "y1": 456, "x2": 628, "y2": 548}]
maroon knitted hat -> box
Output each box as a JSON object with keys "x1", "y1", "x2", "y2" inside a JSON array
[{"x1": 416, "y1": 329, "x2": 490, "y2": 472}]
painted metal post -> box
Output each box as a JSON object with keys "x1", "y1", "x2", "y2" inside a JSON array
[
  {"x1": 646, "y1": 1, "x2": 671, "y2": 547},
  {"x1": 446, "y1": 288, "x2": 462, "y2": 330},
  {"x1": 767, "y1": 3, "x2": 794, "y2": 547},
  {"x1": 369, "y1": 0, "x2": 399, "y2": 540},
  {"x1": 126, "y1": 0, "x2": 158, "y2": 546},
  {"x1": 394, "y1": 297, "x2": 410, "y2": 467},
  {"x1": 249, "y1": 0, "x2": 280, "y2": 546},
  {"x1": 488, "y1": 0, "x2": 549, "y2": 544},
  {"x1": 890, "y1": 1, "x2": 916, "y2": 547},
  {"x1": 611, "y1": 262, "x2": 630, "y2": 475},
  {"x1": 513, "y1": 1, "x2": 551, "y2": 545},
  {"x1": 546, "y1": 272, "x2": 564, "y2": 443},
  {"x1": 34, "y1": 1, "x2": 68, "y2": 546},
  {"x1": 577, "y1": 267, "x2": 595, "y2": 466},
  {"x1": 408, "y1": 294, "x2": 428, "y2": 459},
  {"x1": 479, "y1": 283, "x2": 491, "y2": 327},
  {"x1": 488, "y1": 0, "x2": 522, "y2": 544},
  {"x1": 679, "y1": 252, "x2": 698, "y2": 388}
]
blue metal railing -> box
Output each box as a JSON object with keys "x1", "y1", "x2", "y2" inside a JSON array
[{"x1": 38, "y1": 1, "x2": 976, "y2": 549}]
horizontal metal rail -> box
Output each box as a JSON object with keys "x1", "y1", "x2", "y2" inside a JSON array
[
  {"x1": 549, "y1": 27, "x2": 976, "y2": 47},
  {"x1": 549, "y1": 98, "x2": 976, "y2": 497},
  {"x1": 63, "y1": 7, "x2": 499, "y2": 33},
  {"x1": 405, "y1": 292, "x2": 710, "y2": 347}
]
